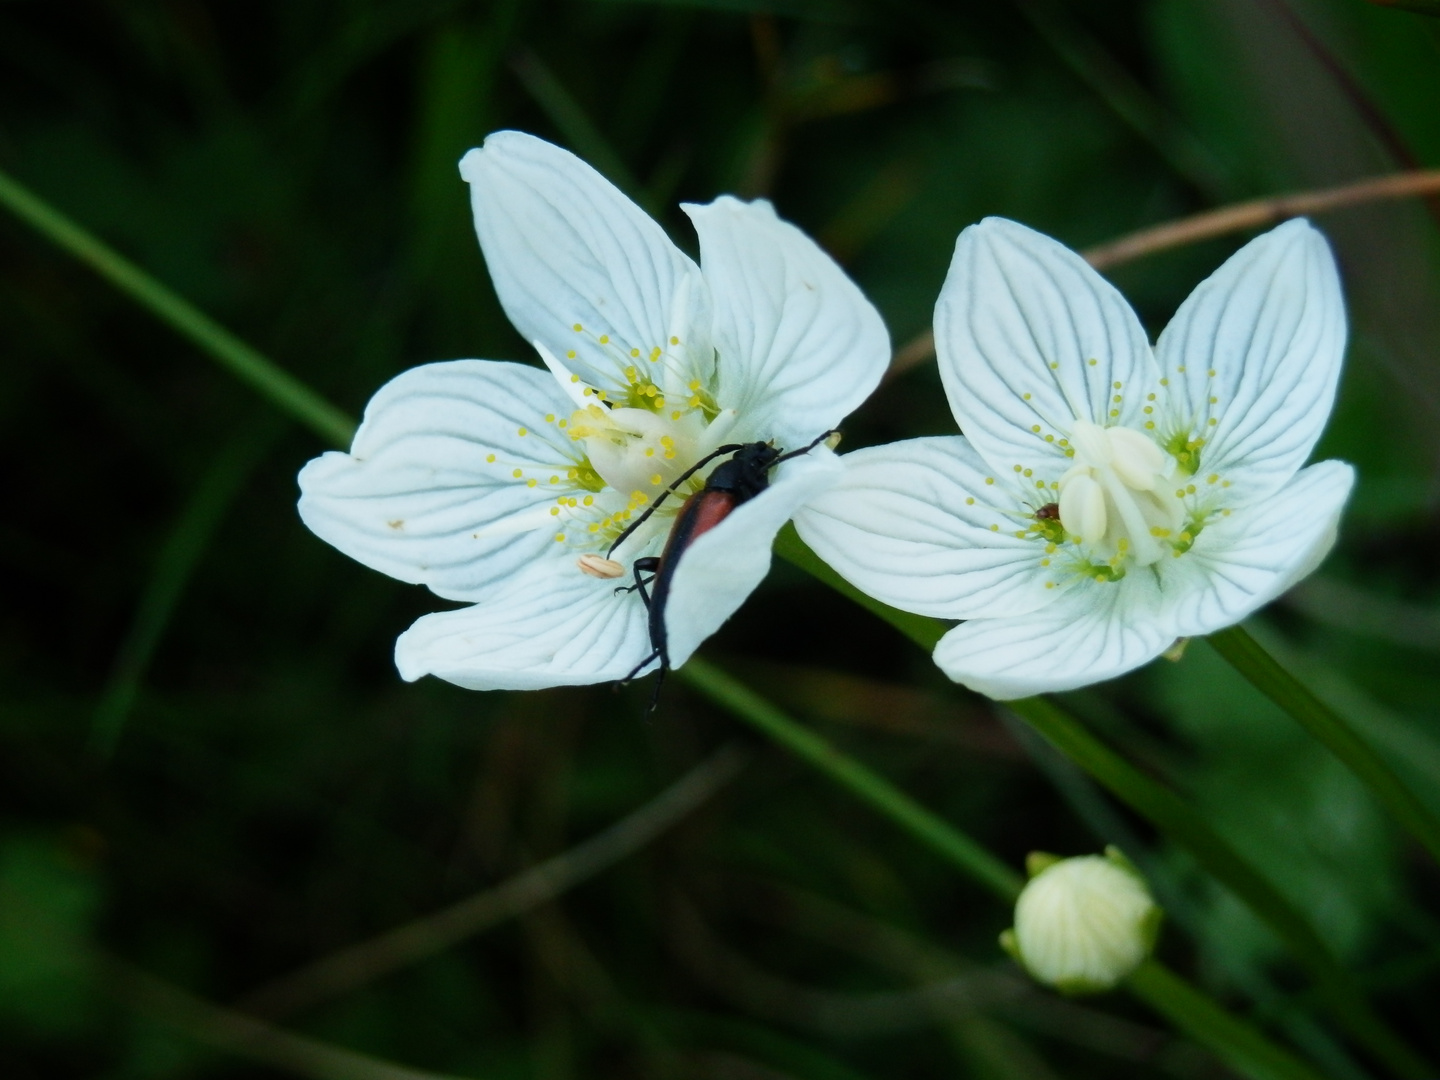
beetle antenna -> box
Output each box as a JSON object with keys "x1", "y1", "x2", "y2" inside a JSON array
[
  {"x1": 606, "y1": 442, "x2": 746, "y2": 557},
  {"x1": 772, "y1": 428, "x2": 839, "y2": 466}
]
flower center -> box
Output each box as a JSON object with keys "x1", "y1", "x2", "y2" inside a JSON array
[
  {"x1": 565, "y1": 403, "x2": 714, "y2": 507},
  {"x1": 1057, "y1": 420, "x2": 1184, "y2": 567}
]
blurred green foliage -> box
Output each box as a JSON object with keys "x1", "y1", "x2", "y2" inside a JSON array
[{"x1": 3, "y1": 1, "x2": 1440, "y2": 1077}]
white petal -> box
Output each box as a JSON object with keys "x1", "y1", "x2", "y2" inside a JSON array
[
  {"x1": 460, "y1": 131, "x2": 713, "y2": 392},
  {"x1": 935, "y1": 218, "x2": 1157, "y2": 474},
  {"x1": 297, "y1": 361, "x2": 579, "y2": 602},
  {"x1": 1155, "y1": 219, "x2": 1346, "y2": 502},
  {"x1": 682, "y1": 197, "x2": 890, "y2": 447},
  {"x1": 1166, "y1": 460, "x2": 1355, "y2": 638},
  {"x1": 395, "y1": 557, "x2": 652, "y2": 690},
  {"x1": 933, "y1": 575, "x2": 1173, "y2": 700},
  {"x1": 793, "y1": 437, "x2": 1056, "y2": 620},
  {"x1": 661, "y1": 449, "x2": 842, "y2": 669}
]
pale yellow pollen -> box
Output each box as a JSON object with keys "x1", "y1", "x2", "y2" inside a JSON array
[
  {"x1": 550, "y1": 475, "x2": 559, "y2": 484},
  {"x1": 527, "y1": 478, "x2": 538, "y2": 488},
  {"x1": 517, "y1": 427, "x2": 527, "y2": 436},
  {"x1": 566, "y1": 350, "x2": 576, "y2": 359},
  {"x1": 1023, "y1": 392, "x2": 1032, "y2": 401},
  {"x1": 965, "y1": 497, "x2": 975, "y2": 505},
  {"x1": 1207, "y1": 369, "x2": 1216, "y2": 377},
  {"x1": 990, "y1": 524, "x2": 999, "y2": 531},
  {"x1": 486, "y1": 453, "x2": 496, "y2": 463},
  {"x1": 550, "y1": 507, "x2": 560, "y2": 516},
  {"x1": 1088, "y1": 359, "x2": 1097, "y2": 366},
  {"x1": 670, "y1": 336, "x2": 679, "y2": 345},
  {"x1": 650, "y1": 473, "x2": 662, "y2": 485},
  {"x1": 573, "y1": 323, "x2": 583, "y2": 332},
  {"x1": 631, "y1": 348, "x2": 640, "y2": 358},
  {"x1": 1031, "y1": 425, "x2": 1041, "y2": 433},
  {"x1": 985, "y1": 477, "x2": 994, "y2": 485},
  {"x1": 1113, "y1": 381, "x2": 1122, "y2": 390},
  {"x1": 1159, "y1": 378, "x2": 1169, "y2": 386},
  {"x1": 583, "y1": 495, "x2": 594, "y2": 505},
  {"x1": 555, "y1": 533, "x2": 565, "y2": 542},
  {"x1": 512, "y1": 468, "x2": 523, "y2": 478},
  {"x1": 545, "y1": 413, "x2": 555, "y2": 423},
  {"x1": 570, "y1": 373, "x2": 580, "y2": 382},
  {"x1": 598, "y1": 334, "x2": 609, "y2": 344}
]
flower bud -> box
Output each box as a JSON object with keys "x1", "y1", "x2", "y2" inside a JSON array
[{"x1": 1000, "y1": 847, "x2": 1160, "y2": 995}]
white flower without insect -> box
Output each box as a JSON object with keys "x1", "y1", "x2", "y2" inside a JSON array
[
  {"x1": 297, "y1": 131, "x2": 889, "y2": 691},
  {"x1": 795, "y1": 217, "x2": 1353, "y2": 699}
]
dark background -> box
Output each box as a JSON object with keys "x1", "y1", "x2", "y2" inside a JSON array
[{"x1": 3, "y1": 1, "x2": 1440, "y2": 1077}]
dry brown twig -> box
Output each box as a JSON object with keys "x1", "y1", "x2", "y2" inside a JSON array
[{"x1": 888, "y1": 168, "x2": 1440, "y2": 379}]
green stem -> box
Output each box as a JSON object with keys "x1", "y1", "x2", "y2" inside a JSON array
[
  {"x1": 1126, "y1": 961, "x2": 1323, "y2": 1080},
  {"x1": 681, "y1": 658, "x2": 1325, "y2": 1080},
  {"x1": 1210, "y1": 624, "x2": 1440, "y2": 867},
  {"x1": 1006, "y1": 694, "x2": 1427, "y2": 1077},
  {"x1": 775, "y1": 531, "x2": 1427, "y2": 1075},
  {"x1": 0, "y1": 166, "x2": 356, "y2": 449},
  {"x1": 680, "y1": 657, "x2": 1022, "y2": 900}
]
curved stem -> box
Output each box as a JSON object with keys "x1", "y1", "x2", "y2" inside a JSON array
[
  {"x1": 0, "y1": 166, "x2": 357, "y2": 449},
  {"x1": 1209, "y1": 624, "x2": 1440, "y2": 867},
  {"x1": 680, "y1": 658, "x2": 1326, "y2": 1080}
]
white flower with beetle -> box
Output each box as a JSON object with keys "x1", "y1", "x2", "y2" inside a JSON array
[{"x1": 298, "y1": 131, "x2": 888, "y2": 692}]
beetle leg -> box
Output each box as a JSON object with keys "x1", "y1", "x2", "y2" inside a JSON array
[{"x1": 614, "y1": 556, "x2": 661, "y2": 600}]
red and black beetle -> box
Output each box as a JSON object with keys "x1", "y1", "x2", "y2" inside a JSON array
[{"x1": 607, "y1": 430, "x2": 836, "y2": 710}]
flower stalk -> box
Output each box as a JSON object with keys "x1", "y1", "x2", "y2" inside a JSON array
[{"x1": 1209, "y1": 624, "x2": 1440, "y2": 866}]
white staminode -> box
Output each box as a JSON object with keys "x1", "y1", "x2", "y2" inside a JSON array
[
  {"x1": 297, "y1": 131, "x2": 889, "y2": 691},
  {"x1": 795, "y1": 216, "x2": 1354, "y2": 699}
]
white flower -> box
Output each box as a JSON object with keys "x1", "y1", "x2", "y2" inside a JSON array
[
  {"x1": 297, "y1": 132, "x2": 889, "y2": 690},
  {"x1": 795, "y1": 217, "x2": 1353, "y2": 699},
  {"x1": 1002, "y1": 849, "x2": 1160, "y2": 994}
]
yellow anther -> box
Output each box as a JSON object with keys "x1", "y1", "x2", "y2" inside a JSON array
[
  {"x1": 1040, "y1": 558, "x2": 1050, "y2": 567},
  {"x1": 583, "y1": 495, "x2": 594, "y2": 506},
  {"x1": 555, "y1": 533, "x2": 565, "y2": 542},
  {"x1": 990, "y1": 524, "x2": 999, "y2": 531},
  {"x1": 558, "y1": 419, "x2": 568, "y2": 429},
  {"x1": 1031, "y1": 425, "x2": 1041, "y2": 433},
  {"x1": 670, "y1": 335, "x2": 679, "y2": 345},
  {"x1": 965, "y1": 497, "x2": 975, "y2": 505},
  {"x1": 517, "y1": 427, "x2": 528, "y2": 436},
  {"x1": 671, "y1": 411, "x2": 682, "y2": 420},
  {"x1": 1050, "y1": 362, "x2": 1059, "y2": 370},
  {"x1": 1045, "y1": 543, "x2": 1057, "y2": 553},
  {"x1": 573, "y1": 323, "x2": 583, "y2": 332},
  {"x1": 1014, "y1": 465, "x2": 1023, "y2": 473},
  {"x1": 1113, "y1": 381, "x2": 1122, "y2": 390},
  {"x1": 631, "y1": 348, "x2": 640, "y2": 358},
  {"x1": 570, "y1": 373, "x2": 580, "y2": 382},
  {"x1": 566, "y1": 350, "x2": 576, "y2": 359},
  {"x1": 1147, "y1": 393, "x2": 1155, "y2": 401},
  {"x1": 1143, "y1": 406, "x2": 1153, "y2": 414},
  {"x1": 644, "y1": 447, "x2": 655, "y2": 457},
  {"x1": 1023, "y1": 468, "x2": 1032, "y2": 477},
  {"x1": 1144, "y1": 421, "x2": 1155, "y2": 429},
  {"x1": 650, "y1": 473, "x2": 662, "y2": 485},
  {"x1": 1045, "y1": 434, "x2": 1055, "y2": 442},
  {"x1": 1112, "y1": 395, "x2": 1122, "y2": 403},
  {"x1": 985, "y1": 477, "x2": 994, "y2": 485},
  {"x1": 550, "y1": 507, "x2": 560, "y2": 516},
  {"x1": 1015, "y1": 530, "x2": 1027, "y2": 538},
  {"x1": 1159, "y1": 378, "x2": 1169, "y2": 386},
  {"x1": 1207, "y1": 369, "x2": 1216, "y2": 377},
  {"x1": 550, "y1": 475, "x2": 559, "y2": 484},
  {"x1": 1023, "y1": 392, "x2": 1032, "y2": 401},
  {"x1": 1045, "y1": 581, "x2": 1056, "y2": 589},
  {"x1": 527, "y1": 478, "x2": 538, "y2": 488},
  {"x1": 1186, "y1": 484, "x2": 1196, "y2": 494},
  {"x1": 1087, "y1": 359, "x2": 1097, "y2": 366},
  {"x1": 598, "y1": 334, "x2": 609, "y2": 344},
  {"x1": 1207, "y1": 417, "x2": 1217, "y2": 426},
  {"x1": 486, "y1": 453, "x2": 496, "y2": 463},
  {"x1": 512, "y1": 468, "x2": 523, "y2": 478},
  {"x1": 1177, "y1": 365, "x2": 1186, "y2": 373}
]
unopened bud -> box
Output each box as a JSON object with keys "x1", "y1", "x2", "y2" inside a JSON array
[{"x1": 999, "y1": 847, "x2": 1160, "y2": 995}]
